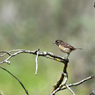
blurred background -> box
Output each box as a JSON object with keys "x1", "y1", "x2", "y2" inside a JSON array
[{"x1": 0, "y1": 0, "x2": 95, "y2": 95}]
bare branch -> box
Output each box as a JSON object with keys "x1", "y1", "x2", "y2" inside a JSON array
[
  {"x1": 65, "y1": 75, "x2": 95, "y2": 89},
  {"x1": 0, "y1": 49, "x2": 94, "y2": 95},
  {"x1": 50, "y1": 57, "x2": 68, "y2": 95},
  {"x1": 35, "y1": 49, "x2": 40, "y2": 75},
  {"x1": 0, "y1": 66, "x2": 29, "y2": 95},
  {"x1": 0, "y1": 51, "x2": 11, "y2": 56},
  {"x1": 66, "y1": 84, "x2": 75, "y2": 95},
  {"x1": 89, "y1": 88, "x2": 95, "y2": 95},
  {"x1": 50, "y1": 74, "x2": 68, "y2": 95},
  {"x1": 0, "y1": 49, "x2": 68, "y2": 65},
  {"x1": 0, "y1": 90, "x2": 4, "y2": 95},
  {"x1": 53, "y1": 75, "x2": 94, "y2": 94}
]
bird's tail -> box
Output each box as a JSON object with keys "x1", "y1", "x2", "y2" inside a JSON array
[{"x1": 75, "y1": 48, "x2": 82, "y2": 50}]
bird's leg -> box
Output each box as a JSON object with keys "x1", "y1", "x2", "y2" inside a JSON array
[{"x1": 66, "y1": 53, "x2": 70, "y2": 59}]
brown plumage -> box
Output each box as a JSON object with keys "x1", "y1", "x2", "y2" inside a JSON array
[{"x1": 53, "y1": 40, "x2": 82, "y2": 58}]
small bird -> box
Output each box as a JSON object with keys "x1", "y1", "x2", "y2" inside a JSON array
[{"x1": 53, "y1": 40, "x2": 82, "y2": 58}]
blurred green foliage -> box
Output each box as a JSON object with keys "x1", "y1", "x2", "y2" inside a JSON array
[{"x1": 0, "y1": 0, "x2": 95, "y2": 95}]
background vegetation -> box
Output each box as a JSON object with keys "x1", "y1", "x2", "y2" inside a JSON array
[{"x1": 0, "y1": 0, "x2": 95, "y2": 95}]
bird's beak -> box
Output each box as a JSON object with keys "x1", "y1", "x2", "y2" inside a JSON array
[{"x1": 53, "y1": 42, "x2": 55, "y2": 44}]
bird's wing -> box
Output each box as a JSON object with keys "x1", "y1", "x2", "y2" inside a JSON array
[{"x1": 60, "y1": 42, "x2": 75, "y2": 50}]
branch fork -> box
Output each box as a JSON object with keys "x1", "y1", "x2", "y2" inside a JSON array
[{"x1": 0, "y1": 49, "x2": 94, "y2": 95}]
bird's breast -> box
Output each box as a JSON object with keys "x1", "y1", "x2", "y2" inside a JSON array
[{"x1": 59, "y1": 45, "x2": 71, "y2": 53}]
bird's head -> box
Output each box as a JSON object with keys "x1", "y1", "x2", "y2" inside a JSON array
[{"x1": 53, "y1": 40, "x2": 63, "y2": 46}]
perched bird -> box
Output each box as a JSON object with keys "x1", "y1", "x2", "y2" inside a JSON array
[{"x1": 53, "y1": 40, "x2": 82, "y2": 58}]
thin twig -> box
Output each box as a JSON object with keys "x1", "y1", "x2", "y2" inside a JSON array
[
  {"x1": 0, "y1": 66, "x2": 29, "y2": 95},
  {"x1": 63, "y1": 75, "x2": 95, "y2": 90},
  {"x1": 35, "y1": 49, "x2": 40, "y2": 75},
  {"x1": 89, "y1": 88, "x2": 95, "y2": 95},
  {"x1": 53, "y1": 75, "x2": 94, "y2": 94},
  {"x1": 0, "y1": 51, "x2": 11, "y2": 56},
  {"x1": 0, "y1": 49, "x2": 94, "y2": 95},
  {"x1": 66, "y1": 84, "x2": 75, "y2": 95},
  {"x1": 50, "y1": 60, "x2": 68, "y2": 95},
  {"x1": 0, "y1": 90, "x2": 4, "y2": 95},
  {"x1": 50, "y1": 72, "x2": 68, "y2": 95},
  {"x1": 0, "y1": 49, "x2": 68, "y2": 65}
]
